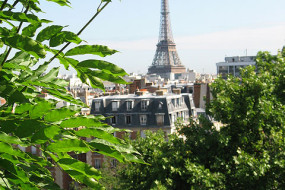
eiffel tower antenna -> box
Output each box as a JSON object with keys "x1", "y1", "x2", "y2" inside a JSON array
[{"x1": 148, "y1": 0, "x2": 186, "y2": 80}]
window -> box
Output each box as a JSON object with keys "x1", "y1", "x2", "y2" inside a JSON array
[
  {"x1": 126, "y1": 101, "x2": 133, "y2": 111},
  {"x1": 94, "y1": 101, "x2": 100, "y2": 112},
  {"x1": 158, "y1": 101, "x2": 163, "y2": 109},
  {"x1": 141, "y1": 100, "x2": 149, "y2": 110},
  {"x1": 140, "y1": 115, "x2": 147, "y2": 125},
  {"x1": 126, "y1": 115, "x2": 131, "y2": 124},
  {"x1": 94, "y1": 159, "x2": 101, "y2": 169},
  {"x1": 112, "y1": 101, "x2": 120, "y2": 111},
  {"x1": 171, "y1": 99, "x2": 176, "y2": 107},
  {"x1": 156, "y1": 114, "x2": 164, "y2": 126},
  {"x1": 218, "y1": 66, "x2": 228, "y2": 78},
  {"x1": 111, "y1": 116, "x2": 117, "y2": 125},
  {"x1": 176, "y1": 98, "x2": 180, "y2": 107}
]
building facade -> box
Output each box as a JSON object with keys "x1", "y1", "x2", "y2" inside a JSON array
[
  {"x1": 90, "y1": 91, "x2": 195, "y2": 136},
  {"x1": 216, "y1": 56, "x2": 256, "y2": 79}
]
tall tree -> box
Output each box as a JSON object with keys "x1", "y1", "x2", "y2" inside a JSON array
[
  {"x1": 116, "y1": 49, "x2": 285, "y2": 189},
  {"x1": 0, "y1": 0, "x2": 143, "y2": 189}
]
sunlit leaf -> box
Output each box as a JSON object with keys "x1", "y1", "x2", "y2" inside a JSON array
[
  {"x1": 65, "y1": 45, "x2": 118, "y2": 57},
  {"x1": 36, "y1": 25, "x2": 64, "y2": 42},
  {"x1": 2, "y1": 34, "x2": 46, "y2": 58}
]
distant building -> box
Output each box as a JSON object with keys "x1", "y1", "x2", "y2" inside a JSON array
[
  {"x1": 216, "y1": 56, "x2": 256, "y2": 79},
  {"x1": 90, "y1": 90, "x2": 195, "y2": 136}
]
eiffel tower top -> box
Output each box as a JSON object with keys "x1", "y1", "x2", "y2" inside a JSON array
[
  {"x1": 148, "y1": 0, "x2": 186, "y2": 80},
  {"x1": 159, "y1": 0, "x2": 174, "y2": 43}
]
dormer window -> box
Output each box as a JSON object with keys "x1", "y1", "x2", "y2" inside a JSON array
[
  {"x1": 94, "y1": 101, "x2": 101, "y2": 112},
  {"x1": 158, "y1": 101, "x2": 163, "y2": 109},
  {"x1": 112, "y1": 101, "x2": 120, "y2": 111},
  {"x1": 141, "y1": 100, "x2": 149, "y2": 111},
  {"x1": 126, "y1": 100, "x2": 134, "y2": 111}
]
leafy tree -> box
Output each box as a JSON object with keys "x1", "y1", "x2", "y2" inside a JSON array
[
  {"x1": 117, "y1": 131, "x2": 224, "y2": 190},
  {"x1": 203, "y1": 49, "x2": 285, "y2": 189},
  {"x1": 116, "y1": 49, "x2": 285, "y2": 189},
  {"x1": 0, "y1": 0, "x2": 143, "y2": 189}
]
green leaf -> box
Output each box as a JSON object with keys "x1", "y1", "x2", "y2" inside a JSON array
[
  {"x1": 0, "y1": 159, "x2": 29, "y2": 184},
  {"x1": 44, "y1": 88, "x2": 83, "y2": 105},
  {"x1": 77, "y1": 59, "x2": 128, "y2": 76},
  {"x1": 88, "y1": 142, "x2": 125, "y2": 163},
  {"x1": 44, "y1": 108, "x2": 76, "y2": 122},
  {"x1": 89, "y1": 70, "x2": 128, "y2": 84},
  {"x1": 47, "y1": 139, "x2": 91, "y2": 153},
  {"x1": 31, "y1": 125, "x2": 61, "y2": 144},
  {"x1": 90, "y1": 138, "x2": 139, "y2": 154},
  {"x1": 0, "y1": 132, "x2": 25, "y2": 146},
  {"x1": 0, "y1": 142, "x2": 27, "y2": 158},
  {"x1": 0, "y1": 27, "x2": 12, "y2": 37},
  {"x1": 2, "y1": 34, "x2": 46, "y2": 58},
  {"x1": 86, "y1": 74, "x2": 105, "y2": 91},
  {"x1": 122, "y1": 153, "x2": 146, "y2": 164},
  {"x1": 57, "y1": 158, "x2": 103, "y2": 188},
  {"x1": 75, "y1": 128, "x2": 122, "y2": 144},
  {"x1": 15, "y1": 103, "x2": 33, "y2": 114},
  {"x1": 49, "y1": 31, "x2": 82, "y2": 47},
  {"x1": 65, "y1": 45, "x2": 118, "y2": 57},
  {"x1": 58, "y1": 158, "x2": 101, "y2": 180},
  {"x1": 61, "y1": 170, "x2": 102, "y2": 189},
  {"x1": 60, "y1": 117, "x2": 103, "y2": 128},
  {"x1": 7, "y1": 51, "x2": 37, "y2": 68},
  {"x1": 7, "y1": 89, "x2": 29, "y2": 104},
  {"x1": 0, "y1": 11, "x2": 50, "y2": 24},
  {"x1": 15, "y1": 120, "x2": 43, "y2": 138},
  {"x1": 34, "y1": 62, "x2": 49, "y2": 76},
  {"x1": 0, "y1": 120, "x2": 18, "y2": 134},
  {"x1": 36, "y1": 25, "x2": 64, "y2": 42},
  {"x1": 22, "y1": 23, "x2": 42, "y2": 37},
  {"x1": 46, "y1": 0, "x2": 71, "y2": 7},
  {"x1": 38, "y1": 67, "x2": 59, "y2": 83},
  {"x1": 29, "y1": 101, "x2": 53, "y2": 119}
]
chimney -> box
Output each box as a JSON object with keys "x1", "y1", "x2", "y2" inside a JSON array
[
  {"x1": 172, "y1": 88, "x2": 181, "y2": 95},
  {"x1": 156, "y1": 90, "x2": 164, "y2": 96}
]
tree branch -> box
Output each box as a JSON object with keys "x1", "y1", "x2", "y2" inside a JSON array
[
  {"x1": 48, "y1": 1, "x2": 111, "y2": 64},
  {"x1": 0, "y1": 1, "x2": 30, "y2": 68},
  {"x1": 0, "y1": 0, "x2": 8, "y2": 11},
  {"x1": 9, "y1": 0, "x2": 20, "y2": 11}
]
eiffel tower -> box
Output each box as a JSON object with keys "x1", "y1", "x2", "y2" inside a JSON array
[{"x1": 148, "y1": 0, "x2": 186, "y2": 80}]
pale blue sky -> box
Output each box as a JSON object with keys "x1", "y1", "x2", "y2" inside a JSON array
[{"x1": 40, "y1": 0, "x2": 285, "y2": 74}]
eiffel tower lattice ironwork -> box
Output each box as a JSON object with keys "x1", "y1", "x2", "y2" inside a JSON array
[{"x1": 148, "y1": 0, "x2": 186, "y2": 80}]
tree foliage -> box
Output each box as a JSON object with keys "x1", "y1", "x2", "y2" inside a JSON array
[
  {"x1": 116, "y1": 130, "x2": 225, "y2": 190},
  {"x1": 0, "y1": 0, "x2": 143, "y2": 189},
  {"x1": 117, "y1": 49, "x2": 285, "y2": 189}
]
